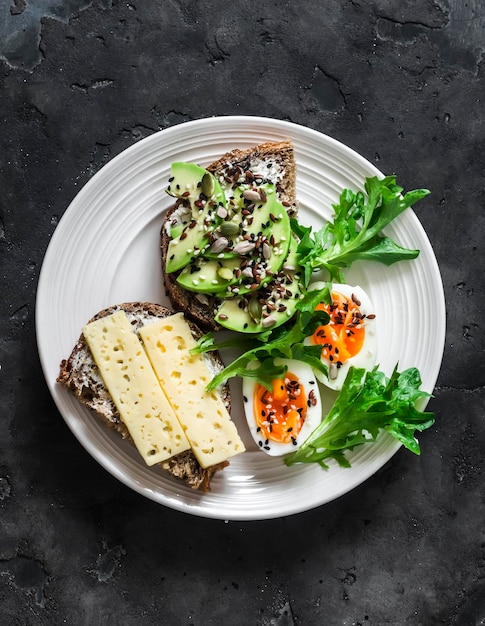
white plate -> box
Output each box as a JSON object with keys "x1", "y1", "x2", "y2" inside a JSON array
[{"x1": 36, "y1": 116, "x2": 446, "y2": 521}]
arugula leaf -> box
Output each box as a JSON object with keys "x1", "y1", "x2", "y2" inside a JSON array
[
  {"x1": 334, "y1": 234, "x2": 420, "y2": 266},
  {"x1": 284, "y1": 365, "x2": 434, "y2": 469},
  {"x1": 205, "y1": 319, "x2": 302, "y2": 391},
  {"x1": 289, "y1": 343, "x2": 328, "y2": 377},
  {"x1": 190, "y1": 332, "x2": 218, "y2": 354},
  {"x1": 190, "y1": 331, "x2": 264, "y2": 356},
  {"x1": 297, "y1": 176, "x2": 429, "y2": 282},
  {"x1": 238, "y1": 360, "x2": 288, "y2": 391}
]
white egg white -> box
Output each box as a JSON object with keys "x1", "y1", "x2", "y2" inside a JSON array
[
  {"x1": 306, "y1": 282, "x2": 378, "y2": 391},
  {"x1": 242, "y1": 358, "x2": 322, "y2": 457}
]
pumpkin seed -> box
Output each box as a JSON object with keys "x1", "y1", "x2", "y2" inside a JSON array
[
  {"x1": 219, "y1": 221, "x2": 240, "y2": 237},
  {"x1": 217, "y1": 267, "x2": 234, "y2": 281},
  {"x1": 248, "y1": 298, "x2": 262, "y2": 322},
  {"x1": 201, "y1": 172, "x2": 214, "y2": 197}
]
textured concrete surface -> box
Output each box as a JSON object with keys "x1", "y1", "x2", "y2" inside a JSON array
[{"x1": 1, "y1": 1, "x2": 484, "y2": 624}]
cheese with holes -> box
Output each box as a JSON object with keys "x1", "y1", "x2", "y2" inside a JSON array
[
  {"x1": 82, "y1": 311, "x2": 191, "y2": 465},
  {"x1": 139, "y1": 313, "x2": 245, "y2": 468}
]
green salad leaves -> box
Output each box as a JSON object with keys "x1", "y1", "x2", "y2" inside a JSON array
[
  {"x1": 293, "y1": 176, "x2": 430, "y2": 284},
  {"x1": 285, "y1": 366, "x2": 435, "y2": 468}
]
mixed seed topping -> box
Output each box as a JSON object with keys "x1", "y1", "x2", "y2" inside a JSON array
[{"x1": 166, "y1": 159, "x2": 303, "y2": 332}]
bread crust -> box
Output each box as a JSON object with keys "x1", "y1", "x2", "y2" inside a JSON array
[
  {"x1": 161, "y1": 140, "x2": 298, "y2": 330},
  {"x1": 57, "y1": 302, "x2": 230, "y2": 491}
]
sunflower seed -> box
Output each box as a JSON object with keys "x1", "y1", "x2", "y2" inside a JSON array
[
  {"x1": 329, "y1": 362, "x2": 338, "y2": 380},
  {"x1": 242, "y1": 189, "x2": 263, "y2": 203},
  {"x1": 210, "y1": 237, "x2": 229, "y2": 253},
  {"x1": 233, "y1": 241, "x2": 256, "y2": 255},
  {"x1": 262, "y1": 242, "x2": 272, "y2": 259},
  {"x1": 195, "y1": 293, "x2": 209, "y2": 306},
  {"x1": 261, "y1": 315, "x2": 277, "y2": 328}
]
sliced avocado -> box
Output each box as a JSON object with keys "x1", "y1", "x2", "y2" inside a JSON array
[
  {"x1": 169, "y1": 223, "x2": 184, "y2": 239},
  {"x1": 166, "y1": 218, "x2": 212, "y2": 274},
  {"x1": 176, "y1": 257, "x2": 242, "y2": 294},
  {"x1": 215, "y1": 275, "x2": 304, "y2": 333},
  {"x1": 165, "y1": 162, "x2": 227, "y2": 274},
  {"x1": 166, "y1": 162, "x2": 225, "y2": 214},
  {"x1": 280, "y1": 232, "x2": 301, "y2": 270}
]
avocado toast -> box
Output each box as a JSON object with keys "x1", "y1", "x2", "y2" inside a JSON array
[{"x1": 160, "y1": 140, "x2": 301, "y2": 332}]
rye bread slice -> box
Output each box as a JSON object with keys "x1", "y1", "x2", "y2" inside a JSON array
[
  {"x1": 161, "y1": 140, "x2": 298, "y2": 330},
  {"x1": 57, "y1": 302, "x2": 230, "y2": 491}
]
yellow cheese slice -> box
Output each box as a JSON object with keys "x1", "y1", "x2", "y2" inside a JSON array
[
  {"x1": 82, "y1": 310, "x2": 191, "y2": 466},
  {"x1": 139, "y1": 313, "x2": 245, "y2": 469}
]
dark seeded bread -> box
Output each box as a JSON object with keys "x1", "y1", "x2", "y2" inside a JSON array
[
  {"x1": 161, "y1": 140, "x2": 298, "y2": 330},
  {"x1": 57, "y1": 302, "x2": 230, "y2": 492}
]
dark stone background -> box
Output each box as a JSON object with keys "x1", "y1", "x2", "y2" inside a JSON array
[{"x1": 1, "y1": 1, "x2": 484, "y2": 624}]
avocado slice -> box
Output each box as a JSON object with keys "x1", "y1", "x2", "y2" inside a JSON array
[
  {"x1": 176, "y1": 257, "x2": 242, "y2": 294},
  {"x1": 215, "y1": 270, "x2": 304, "y2": 333},
  {"x1": 165, "y1": 162, "x2": 227, "y2": 274},
  {"x1": 169, "y1": 223, "x2": 184, "y2": 239},
  {"x1": 166, "y1": 218, "x2": 212, "y2": 274},
  {"x1": 166, "y1": 162, "x2": 225, "y2": 214}
]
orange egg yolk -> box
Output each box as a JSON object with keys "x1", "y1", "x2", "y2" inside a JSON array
[
  {"x1": 311, "y1": 291, "x2": 365, "y2": 365},
  {"x1": 254, "y1": 372, "x2": 308, "y2": 445}
]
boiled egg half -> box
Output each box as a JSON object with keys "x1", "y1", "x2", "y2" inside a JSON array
[
  {"x1": 242, "y1": 358, "x2": 322, "y2": 456},
  {"x1": 306, "y1": 282, "x2": 377, "y2": 391}
]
